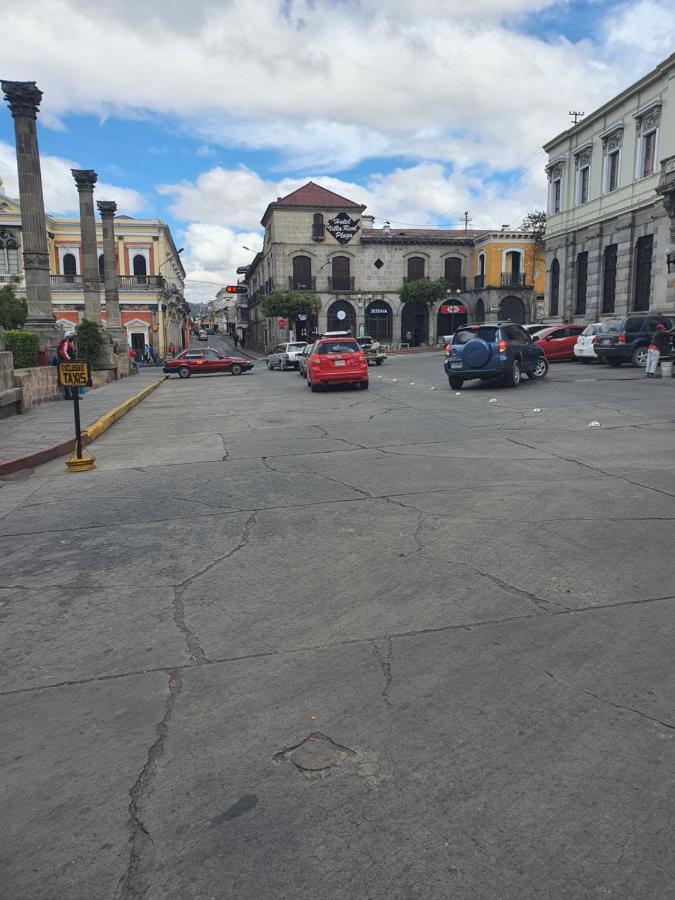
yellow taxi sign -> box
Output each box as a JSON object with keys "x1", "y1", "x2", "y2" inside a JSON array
[{"x1": 58, "y1": 361, "x2": 90, "y2": 387}]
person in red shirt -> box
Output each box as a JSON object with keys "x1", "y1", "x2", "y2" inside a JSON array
[
  {"x1": 58, "y1": 334, "x2": 75, "y2": 399},
  {"x1": 645, "y1": 324, "x2": 672, "y2": 378}
]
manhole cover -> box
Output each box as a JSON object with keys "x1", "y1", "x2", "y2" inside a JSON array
[{"x1": 274, "y1": 732, "x2": 355, "y2": 778}]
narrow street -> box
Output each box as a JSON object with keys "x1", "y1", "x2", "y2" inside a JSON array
[{"x1": 2, "y1": 352, "x2": 675, "y2": 899}]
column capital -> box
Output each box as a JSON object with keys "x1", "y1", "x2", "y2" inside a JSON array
[
  {"x1": 97, "y1": 200, "x2": 117, "y2": 218},
  {"x1": 72, "y1": 169, "x2": 98, "y2": 192},
  {"x1": 1, "y1": 80, "x2": 43, "y2": 119}
]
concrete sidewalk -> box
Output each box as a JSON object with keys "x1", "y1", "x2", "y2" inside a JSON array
[{"x1": 0, "y1": 371, "x2": 166, "y2": 474}]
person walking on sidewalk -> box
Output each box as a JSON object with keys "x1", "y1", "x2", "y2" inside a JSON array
[
  {"x1": 58, "y1": 333, "x2": 76, "y2": 399},
  {"x1": 233, "y1": 334, "x2": 239, "y2": 349},
  {"x1": 168, "y1": 341, "x2": 175, "y2": 358},
  {"x1": 645, "y1": 323, "x2": 672, "y2": 378}
]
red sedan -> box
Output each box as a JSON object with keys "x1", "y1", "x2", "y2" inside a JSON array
[
  {"x1": 532, "y1": 325, "x2": 586, "y2": 360},
  {"x1": 306, "y1": 337, "x2": 368, "y2": 391},
  {"x1": 163, "y1": 348, "x2": 254, "y2": 378}
]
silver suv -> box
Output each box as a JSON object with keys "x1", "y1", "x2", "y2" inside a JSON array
[{"x1": 266, "y1": 341, "x2": 308, "y2": 371}]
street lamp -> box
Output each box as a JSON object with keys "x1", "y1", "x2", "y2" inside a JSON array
[
  {"x1": 446, "y1": 287, "x2": 462, "y2": 335},
  {"x1": 158, "y1": 247, "x2": 184, "y2": 273}
]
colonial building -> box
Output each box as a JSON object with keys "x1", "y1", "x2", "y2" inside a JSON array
[
  {"x1": 0, "y1": 179, "x2": 188, "y2": 356},
  {"x1": 543, "y1": 52, "x2": 675, "y2": 322},
  {"x1": 244, "y1": 182, "x2": 545, "y2": 352}
]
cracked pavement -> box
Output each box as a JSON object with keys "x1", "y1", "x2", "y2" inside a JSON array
[{"x1": 2, "y1": 353, "x2": 675, "y2": 899}]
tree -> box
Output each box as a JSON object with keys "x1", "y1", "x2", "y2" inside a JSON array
[
  {"x1": 0, "y1": 284, "x2": 27, "y2": 329},
  {"x1": 75, "y1": 318, "x2": 104, "y2": 368},
  {"x1": 520, "y1": 210, "x2": 547, "y2": 246},
  {"x1": 260, "y1": 291, "x2": 320, "y2": 319},
  {"x1": 399, "y1": 279, "x2": 448, "y2": 307}
]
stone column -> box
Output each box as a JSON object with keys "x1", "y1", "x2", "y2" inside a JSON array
[
  {"x1": 96, "y1": 200, "x2": 125, "y2": 343},
  {"x1": 1, "y1": 80, "x2": 58, "y2": 355},
  {"x1": 72, "y1": 169, "x2": 102, "y2": 322},
  {"x1": 656, "y1": 155, "x2": 675, "y2": 310}
]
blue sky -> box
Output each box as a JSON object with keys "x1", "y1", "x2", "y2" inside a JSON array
[{"x1": 1, "y1": 0, "x2": 673, "y2": 299}]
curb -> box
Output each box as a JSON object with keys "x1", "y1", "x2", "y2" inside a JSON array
[{"x1": 0, "y1": 376, "x2": 167, "y2": 476}]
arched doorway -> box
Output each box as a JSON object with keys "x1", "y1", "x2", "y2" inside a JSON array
[
  {"x1": 401, "y1": 302, "x2": 428, "y2": 346},
  {"x1": 133, "y1": 254, "x2": 148, "y2": 280},
  {"x1": 366, "y1": 300, "x2": 393, "y2": 342},
  {"x1": 499, "y1": 296, "x2": 526, "y2": 324},
  {"x1": 474, "y1": 297, "x2": 485, "y2": 323},
  {"x1": 327, "y1": 299, "x2": 356, "y2": 334},
  {"x1": 436, "y1": 299, "x2": 467, "y2": 339},
  {"x1": 62, "y1": 252, "x2": 77, "y2": 281}
]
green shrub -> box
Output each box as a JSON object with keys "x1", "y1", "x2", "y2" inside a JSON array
[
  {"x1": 5, "y1": 330, "x2": 39, "y2": 368},
  {"x1": 76, "y1": 318, "x2": 104, "y2": 368},
  {"x1": 0, "y1": 285, "x2": 27, "y2": 329}
]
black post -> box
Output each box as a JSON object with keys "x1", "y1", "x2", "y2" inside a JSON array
[{"x1": 72, "y1": 390, "x2": 82, "y2": 459}]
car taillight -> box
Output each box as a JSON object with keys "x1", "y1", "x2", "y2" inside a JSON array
[
  {"x1": 358, "y1": 351, "x2": 366, "y2": 360},
  {"x1": 497, "y1": 339, "x2": 507, "y2": 352},
  {"x1": 310, "y1": 355, "x2": 321, "y2": 363},
  {"x1": 618, "y1": 334, "x2": 625, "y2": 343}
]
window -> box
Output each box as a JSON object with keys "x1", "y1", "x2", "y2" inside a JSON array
[
  {"x1": 454, "y1": 326, "x2": 498, "y2": 344},
  {"x1": 642, "y1": 130, "x2": 656, "y2": 178},
  {"x1": 312, "y1": 213, "x2": 324, "y2": 240},
  {"x1": 624, "y1": 316, "x2": 645, "y2": 332},
  {"x1": 633, "y1": 234, "x2": 653, "y2": 312},
  {"x1": 444, "y1": 257, "x2": 462, "y2": 288},
  {"x1": 317, "y1": 340, "x2": 360, "y2": 354},
  {"x1": 635, "y1": 106, "x2": 660, "y2": 180},
  {"x1": 407, "y1": 256, "x2": 425, "y2": 281},
  {"x1": 292, "y1": 255, "x2": 312, "y2": 290},
  {"x1": 552, "y1": 178, "x2": 561, "y2": 213},
  {"x1": 132, "y1": 254, "x2": 147, "y2": 278},
  {"x1": 606, "y1": 150, "x2": 620, "y2": 192},
  {"x1": 547, "y1": 162, "x2": 563, "y2": 213},
  {"x1": 330, "y1": 256, "x2": 351, "y2": 291},
  {"x1": 62, "y1": 253, "x2": 77, "y2": 278},
  {"x1": 576, "y1": 165, "x2": 590, "y2": 204},
  {"x1": 549, "y1": 258, "x2": 560, "y2": 316},
  {"x1": 203, "y1": 350, "x2": 219, "y2": 359},
  {"x1": 575, "y1": 252, "x2": 588, "y2": 315},
  {"x1": 98, "y1": 253, "x2": 105, "y2": 277},
  {"x1": 602, "y1": 244, "x2": 617, "y2": 314},
  {"x1": 0, "y1": 233, "x2": 19, "y2": 274}
]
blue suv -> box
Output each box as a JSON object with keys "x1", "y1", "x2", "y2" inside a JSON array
[{"x1": 444, "y1": 323, "x2": 549, "y2": 389}]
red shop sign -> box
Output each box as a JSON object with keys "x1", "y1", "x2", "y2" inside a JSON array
[
  {"x1": 278, "y1": 318, "x2": 287, "y2": 328},
  {"x1": 440, "y1": 304, "x2": 466, "y2": 314}
]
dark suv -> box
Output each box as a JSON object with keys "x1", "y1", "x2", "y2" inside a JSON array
[
  {"x1": 444, "y1": 323, "x2": 549, "y2": 389},
  {"x1": 594, "y1": 315, "x2": 673, "y2": 367}
]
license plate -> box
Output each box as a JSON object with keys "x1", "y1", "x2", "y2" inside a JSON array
[
  {"x1": 334, "y1": 360, "x2": 346, "y2": 366},
  {"x1": 601, "y1": 339, "x2": 611, "y2": 345},
  {"x1": 451, "y1": 361, "x2": 462, "y2": 368}
]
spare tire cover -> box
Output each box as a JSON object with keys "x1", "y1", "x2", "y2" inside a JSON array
[{"x1": 462, "y1": 338, "x2": 492, "y2": 368}]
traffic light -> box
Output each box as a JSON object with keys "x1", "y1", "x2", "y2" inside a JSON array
[{"x1": 225, "y1": 285, "x2": 248, "y2": 294}]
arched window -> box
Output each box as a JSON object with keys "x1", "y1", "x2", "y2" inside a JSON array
[
  {"x1": 499, "y1": 296, "x2": 526, "y2": 324},
  {"x1": 444, "y1": 257, "x2": 463, "y2": 289},
  {"x1": 366, "y1": 300, "x2": 393, "y2": 342},
  {"x1": 0, "y1": 233, "x2": 19, "y2": 274},
  {"x1": 312, "y1": 213, "x2": 324, "y2": 240},
  {"x1": 549, "y1": 258, "x2": 560, "y2": 316},
  {"x1": 330, "y1": 256, "x2": 351, "y2": 292},
  {"x1": 62, "y1": 253, "x2": 77, "y2": 281},
  {"x1": 292, "y1": 255, "x2": 312, "y2": 290},
  {"x1": 476, "y1": 252, "x2": 486, "y2": 288},
  {"x1": 407, "y1": 256, "x2": 425, "y2": 282},
  {"x1": 326, "y1": 299, "x2": 356, "y2": 333},
  {"x1": 474, "y1": 297, "x2": 485, "y2": 323},
  {"x1": 98, "y1": 253, "x2": 105, "y2": 277},
  {"x1": 133, "y1": 254, "x2": 147, "y2": 280}
]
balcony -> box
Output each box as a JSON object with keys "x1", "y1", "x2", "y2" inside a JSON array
[
  {"x1": 444, "y1": 276, "x2": 467, "y2": 291},
  {"x1": 474, "y1": 274, "x2": 485, "y2": 289},
  {"x1": 50, "y1": 274, "x2": 84, "y2": 290},
  {"x1": 288, "y1": 276, "x2": 316, "y2": 291},
  {"x1": 0, "y1": 273, "x2": 24, "y2": 287},
  {"x1": 403, "y1": 275, "x2": 429, "y2": 283},
  {"x1": 501, "y1": 272, "x2": 527, "y2": 288},
  {"x1": 328, "y1": 276, "x2": 355, "y2": 292},
  {"x1": 118, "y1": 275, "x2": 165, "y2": 290}
]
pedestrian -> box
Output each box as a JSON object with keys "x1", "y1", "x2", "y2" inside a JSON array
[
  {"x1": 144, "y1": 344, "x2": 152, "y2": 364},
  {"x1": 233, "y1": 334, "x2": 239, "y2": 349},
  {"x1": 645, "y1": 323, "x2": 671, "y2": 378},
  {"x1": 240, "y1": 333, "x2": 245, "y2": 349},
  {"x1": 58, "y1": 332, "x2": 75, "y2": 399},
  {"x1": 405, "y1": 330, "x2": 413, "y2": 345},
  {"x1": 168, "y1": 341, "x2": 175, "y2": 358},
  {"x1": 128, "y1": 346, "x2": 139, "y2": 374}
]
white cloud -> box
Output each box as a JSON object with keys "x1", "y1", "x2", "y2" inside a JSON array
[
  {"x1": 0, "y1": 141, "x2": 144, "y2": 215},
  {"x1": 181, "y1": 223, "x2": 262, "y2": 301}
]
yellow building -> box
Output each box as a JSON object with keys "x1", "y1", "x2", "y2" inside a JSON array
[{"x1": 0, "y1": 180, "x2": 187, "y2": 357}]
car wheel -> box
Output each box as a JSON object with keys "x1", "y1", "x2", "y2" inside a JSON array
[
  {"x1": 448, "y1": 376, "x2": 464, "y2": 389},
  {"x1": 375, "y1": 359, "x2": 383, "y2": 366},
  {"x1": 231, "y1": 364, "x2": 242, "y2": 376},
  {"x1": 607, "y1": 358, "x2": 622, "y2": 367},
  {"x1": 631, "y1": 346, "x2": 648, "y2": 368},
  {"x1": 578, "y1": 357, "x2": 590, "y2": 364},
  {"x1": 503, "y1": 359, "x2": 521, "y2": 387},
  {"x1": 359, "y1": 380, "x2": 369, "y2": 390},
  {"x1": 527, "y1": 357, "x2": 549, "y2": 380},
  {"x1": 178, "y1": 366, "x2": 191, "y2": 379}
]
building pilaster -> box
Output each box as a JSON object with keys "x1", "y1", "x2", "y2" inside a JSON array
[{"x1": 656, "y1": 156, "x2": 675, "y2": 310}]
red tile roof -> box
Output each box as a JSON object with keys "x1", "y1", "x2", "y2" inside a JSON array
[
  {"x1": 362, "y1": 228, "x2": 487, "y2": 242},
  {"x1": 261, "y1": 181, "x2": 366, "y2": 224}
]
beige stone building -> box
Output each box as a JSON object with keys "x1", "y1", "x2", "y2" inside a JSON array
[
  {"x1": 0, "y1": 179, "x2": 187, "y2": 356},
  {"x1": 244, "y1": 182, "x2": 545, "y2": 351}
]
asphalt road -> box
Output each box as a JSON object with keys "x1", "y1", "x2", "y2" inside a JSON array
[{"x1": 2, "y1": 350, "x2": 675, "y2": 899}]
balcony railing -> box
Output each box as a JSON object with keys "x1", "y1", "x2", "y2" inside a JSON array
[
  {"x1": 328, "y1": 276, "x2": 355, "y2": 291},
  {"x1": 288, "y1": 276, "x2": 316, "y2": 291},
  {"x1": 474, "y1": 274, "x2": 485, "y2": 289},
  {"x1": 0, "y1": 273, "x2": 23, "y2": 285},
  {"x1": 50, "y1": 274, "x2": 84, "y2": 289},
  {"x1": 118, "y1": 275, "x2": 165, "y2": 290},
  {"x1": 403, "y1": 275, "x2": 429, "y2": 283},
  {"x1": 444, "y1": 276, "x2": 467, "y2": 291},
  {"x1": 501, "y1": 272, "x2": 526, "y2": 288}
]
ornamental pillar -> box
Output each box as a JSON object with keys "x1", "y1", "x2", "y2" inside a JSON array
[
  {"x1": 72, "y1": 169, "x2": 102, "y2": 322},
  {"x1": 96, "y1": 200, "x2": 126, "y2": 348},
  {"x1": 1, "y1": 80, "x2": 58, "y2": 355}
]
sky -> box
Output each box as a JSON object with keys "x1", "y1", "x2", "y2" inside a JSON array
[{"x1": 1, "y1": 0, "x2": 674, "y2": 302}]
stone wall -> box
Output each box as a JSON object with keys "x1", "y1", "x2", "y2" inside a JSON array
[{"x1": 13, "y1": 366, "x2": 115, "y2": 413}]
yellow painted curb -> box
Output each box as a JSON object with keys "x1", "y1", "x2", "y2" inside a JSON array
[{"x1": 82, "y1": 376, "x2": 167, "y2": 443}]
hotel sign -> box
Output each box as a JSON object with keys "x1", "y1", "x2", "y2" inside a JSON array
[{"x1": 326, "y1": 212, "x2": 360, "y2": 244}]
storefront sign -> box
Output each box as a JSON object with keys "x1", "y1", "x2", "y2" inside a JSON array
[
  {"x1": 278, "y1": 318, "x2": 287, "y2": 328},
  {"x1": 326, "y1": 212, "x2": 360, "y2": 244},
  {"x1": 368, "y1": 306, "x2": 390, "y2": 315},
  {"x1": 440, "y1": 304, "x2": 466, "y2": 315},
  {"x1": 336, "y1": 310, "x2": 347, "y2": 321}
]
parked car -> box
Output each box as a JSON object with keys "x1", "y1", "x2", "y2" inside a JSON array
[
  {"x1": 306, "y1": 337, "x2": 368, "y2": 391},
  {"x1": 573, "y1": 323, "x2": 603, "y2": 362},
  {"x1": 198, "y1": 330, "x2": 208, "y2": 341},
  {"x1": 444, "y1": 323, "x2": 548, "y2": 389},
  {"x1": 357, "y1": 335, "x2": 387, "y2": 366},
  {"x1": 297, "y1": 342, "x2": 315, "y2": 377},
  {"x1": 593, "y1": 314, "x2": 674, "y2": 367},
  {"x1": 163, "y1": 349, "x2": 254, "y2": 378},
  {"x1": 266, "y1": 342, "x2": 308, "y2": 370},
  {"x1": 532, "y1": 325, "x2": 586, "y2": 360},
  {"x1": 524, "y1": 323, "x2": 552, "y2": 336}
]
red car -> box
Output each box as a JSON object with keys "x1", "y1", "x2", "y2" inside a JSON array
[
  {"x1": 306, "y1": 337, "x2": 368, "y2": 391},
  {"x1": 532, "y1": 325, "x2": 586, "y2": 360},
  {"x1": 163, "y1": 348, "x2": 254, "y2": 378}
]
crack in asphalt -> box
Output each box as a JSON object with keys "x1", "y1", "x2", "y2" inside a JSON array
[
  {"x1": 543, "y1": 668, "x2": 675, "y2": 733},
  {"x1": 475, "y1": 570, "x2": 569, "y2": 612},
  {"x1": 114, "y1": 669, "x2": 182, "y2": 900},
  {"x1": 371, "y1": 638, "x2": 394, "y2": 707}
]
